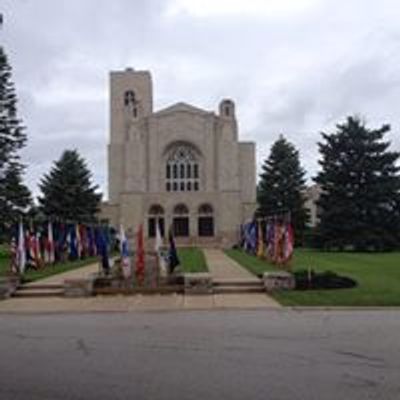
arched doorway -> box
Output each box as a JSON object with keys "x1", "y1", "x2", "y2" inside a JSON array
[
  {"x1": 173, "y1": 203, "x2": 189, "y2": 237},
  {"x1": 148, "y1": 204, "x2": 165, "y2": 238},
  {"x1": 198, "y1": 204, "x2": 214, "y2": 237}
]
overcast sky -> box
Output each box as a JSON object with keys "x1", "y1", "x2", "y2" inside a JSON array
[{"x1": 2, "y1": 0, "x2": 400, "y2": 199}]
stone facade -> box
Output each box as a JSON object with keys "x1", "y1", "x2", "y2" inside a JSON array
[{"x1": 101, "y1": 68, "x2": 256, "y2": 248}]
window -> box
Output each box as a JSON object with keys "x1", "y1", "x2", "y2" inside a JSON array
[
  {"x1": 173, "y1": 204, "x2": 189, "y2": 237},
  {"x1": 174, "y1": 204, "x2": 189, "y2": 215},
  {"x1": 124, "y1": 90, "x2": 136, "y2": 106},
  {"x1": 198, "y1": 217, "x2": 214, "y2": 236},
  {"x1": 165, "y1": 144, "x2": 200, "y2": 192},
  {"x1": 148, "y1": 205, "x2": 165, "y2": 238},
  {"x1": 198, "y1": 204, "x2": 214, "y2": 237}
]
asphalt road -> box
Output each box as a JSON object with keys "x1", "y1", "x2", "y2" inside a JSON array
[{"x1": 0, "y1": 310, "x2": 399, "y2": 400}]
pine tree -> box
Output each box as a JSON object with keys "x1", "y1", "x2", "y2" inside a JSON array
[
  {"x1": 0, "y1": 45, "x2": 31, "y2": 238},
  {"x1": 0, "y1": 46, "x2": 26, "y2": 170},
  {"x1": 257, "y1": 135, "x2": 309, "y2": 237},
  {"x1": 38, "y1": 149, "x2": 102, "y2": 222},
  {"x1": 0, "y1": 163, "x2": 32, "y2": 239},
  {"x1": 315, "y1": 116, "x2": 400, "y2": 251}
]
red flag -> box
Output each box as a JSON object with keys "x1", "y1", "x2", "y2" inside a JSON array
[
  {"x1": 284, "y1": 223, "x2": 294, "y2": 262},
  {"x1": 135, "y1": 224, "x2": 145, "y2": 284},
  {"x1": 79, "y1": 224, "x2": 87, "y2": 258}
]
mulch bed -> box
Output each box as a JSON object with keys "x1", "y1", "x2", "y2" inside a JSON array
[{"x1": 294, "y1": 270, "x2": 357, "y2": 290}]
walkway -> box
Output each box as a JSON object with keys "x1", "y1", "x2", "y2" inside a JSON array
[
  {"x1": 203, "y1": 249, "x2": 260, "y2": 281},
  {"x1": 203, "y1": 249, "x2": 280, "y2": 307}
]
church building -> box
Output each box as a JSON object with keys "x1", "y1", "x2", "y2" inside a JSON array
[{"x1": 102, "y1": 68, "x2": 256, "y2": 247}]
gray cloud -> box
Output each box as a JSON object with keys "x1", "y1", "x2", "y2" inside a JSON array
[{"x1": 2, "y1": 0, "x2": 400, "y2": 198}]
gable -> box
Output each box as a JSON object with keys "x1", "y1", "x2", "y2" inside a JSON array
[{"x1": 153, "y1": 102, "x2": 213, "y2": 118}]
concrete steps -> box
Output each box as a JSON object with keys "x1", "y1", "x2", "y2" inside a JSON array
[
  {"x1": 213, "y1": 279, "x2": 264, "y2": 294},
  {"x1": 13, "y1": 284, "x2": 64, "y2": 298}
]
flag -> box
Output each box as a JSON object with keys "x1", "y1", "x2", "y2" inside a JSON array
[
  {"x1": 256, "y1": 220, "x2": 264, "y2": 258},
  {"x1": 35, "y1": 231, "x2": 43, "y2": 268},
  {"x1": 248, "y1": 221, "x2": 257, "y2": 254},
  {"x1": 27, "y1": 228, "x2": 37, "y2": 269},
  {"x1": 17, "y1": 220, "x2": 26, "y2": 274},
  {"x1": 243, "y1": 222, "x2": 252, "y2": 252},
  {"x1": 135, "y1": 224, "x2": 145, "y2": 284},
  {"x1": 57, "y1": 223, "x2": 68, "y2": 262},
  {"x1": 10, "y1": 237, "x2": 18, "y2": 274},
  {"x1": 167, "y1": 227, "x2": 180, "y2": 274},
  {"x1": 120, "y1": 224, "x2": 131, "y2": 279},
  {"x1": 97, "y1": 227, "x2": 110, "y2": 274},
  {"x1": 155, "y1": 219, "x2": 167, "y2": 277},
  {"x1": 266, "y1": 222, "x2": 275, "y2": 259},
  {"x1": 68, "y1": 225, "x2": 78, "y2": 260},
  {"x1": 79, "y1": 224, "x2": 88, "y2": 258},
  {"x1": 284, "y1": 223, "x2": 294, "y2": 262},
  {"x1": 274, "y1": 222, "x2": 286, "y2": 265},
  {"x1": 48, "y1": 221, "x2": 55, "y2": 264},
  {"x1": 76, "y1": 224, "x2": 82, "y2": 259},
  {"x1": 87, "y1": 226, "x2": 95, "y2": 256}
]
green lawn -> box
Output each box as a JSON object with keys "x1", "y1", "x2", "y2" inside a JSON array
[
  {"x1": 178, "y1": 247, "x2": 208, "y2": 273},
  {"x1": 0, "y1": 244, "x2": 10, "y2": 277},
  {"x1": 225, "y1": 248, "x2": 400, "y2": 307},
  {"x1": 0, "y1": 243, "x2": 98, "y2": 283},
  {"x1": 22, "y1": 257, "x2": 98, "y2": 283}
]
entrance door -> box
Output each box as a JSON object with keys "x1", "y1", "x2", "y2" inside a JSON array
[{"x1": 173, "y1": 217, "x2": 189, "y2": 237}]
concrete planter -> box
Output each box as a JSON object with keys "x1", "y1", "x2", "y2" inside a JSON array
[
  {"x1": 64, "y1": 277, "x2": 94, "y2": 297},
  {"x1": 263, "y1": 271, "x2": 295, "y2": 292},
  {"x1": 184, "y1": 273, "x2": 213, "y2": 294},
  {"x1": 0, "y1": 276, "x2": 21, "y2": 299}
]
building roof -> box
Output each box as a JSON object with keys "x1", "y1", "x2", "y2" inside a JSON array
[{"x1": 153, "y1": 102, "x2": 213, "y2": 117}]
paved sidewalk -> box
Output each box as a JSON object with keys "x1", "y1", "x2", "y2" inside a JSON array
[
  {"x1": 0, "y1": 251, "x2": 281, "y2": 313},
  {"x1": 203, "y1": 249, "x2": 280, "y2": 307},
  {"x1": 203, "y1": 248, "x2": 260, "y2": 281},
  {"x1": 0, "y1": 293, "x2": 280, "y2": 313}
]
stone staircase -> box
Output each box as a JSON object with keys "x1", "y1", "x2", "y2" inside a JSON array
[
  {"x1": 213, "y1": 279, "x2": 265, "y2": 294},
  {"x1": 13, "y1": 283, "x2": 64, "y2": 298}
]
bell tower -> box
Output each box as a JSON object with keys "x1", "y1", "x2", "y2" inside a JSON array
[
  {"x1": 109, "y1": 68, "x2": 153, "y2": 144},
  {"x1": 108, "y1": 68, "x2": 153, "y2": 202}
]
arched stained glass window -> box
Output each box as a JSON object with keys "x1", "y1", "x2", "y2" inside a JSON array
[{"x1": 165, "y1": 144, "x2": 200, "y2": 192}]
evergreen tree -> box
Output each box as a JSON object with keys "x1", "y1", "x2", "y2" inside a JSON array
[
  {"x1": 0, "y1": 45, "x2": 31, "y2": 238},
  {"x1": 38, "y1": 149, "x2": 102, "y2": 222},
  {"x1": 0, "y1": 46, "x2": 26, "y2": 170},
  {"x1": 0, "y1": 163, "x2": 32, "y2": 238},
  {"x1": 315, "y1": 116, "x2": 400, "y2": 251},
  {"x1": 257, "y1": 135, "x2": 309, "y2": 237}
]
